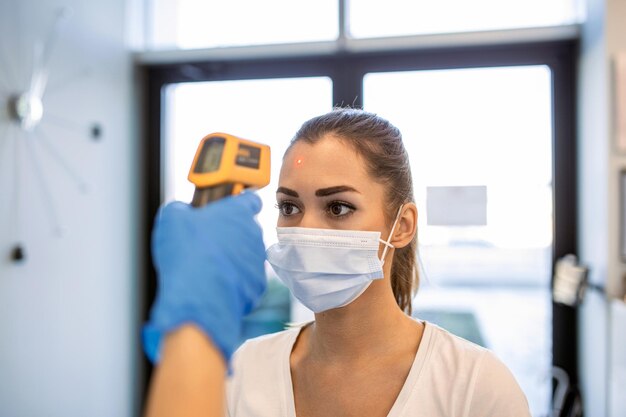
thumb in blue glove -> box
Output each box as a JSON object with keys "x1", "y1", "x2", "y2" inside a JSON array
[{"x1": 142, "y1": 191, "x2": 267, "y2": 365}]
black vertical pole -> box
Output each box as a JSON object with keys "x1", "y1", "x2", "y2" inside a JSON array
[{"x1": 551, "y1": 41, "x2": 579, "y2": 386}]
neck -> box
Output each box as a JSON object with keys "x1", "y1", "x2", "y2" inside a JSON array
[{"x1": 307, "y1": 273, "x2": 415, "y2": 361}]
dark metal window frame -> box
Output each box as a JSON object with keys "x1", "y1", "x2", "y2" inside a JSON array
[{"x1": 139, "y1": 39, "x2": 579, "y2": 403}]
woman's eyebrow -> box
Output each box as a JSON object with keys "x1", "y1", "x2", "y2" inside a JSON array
[
  {"x1": 276, "y1": 187, "x2": 299, "y2": 197},
  {"x1": 315, "y1": 185, "x2": 360, "y2": 197}
]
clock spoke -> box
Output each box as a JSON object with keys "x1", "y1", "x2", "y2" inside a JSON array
[
  {"x1": 29, "y1": 7, "x2": 72, "y2": 100},
  {"x1": 15, "y1": 0, "x2": 30, "y2": 89},
  {"x1": 23, "y1": 133, "x2": 63, "y2": 237},
  {"x1": 35, "y1": 129, "x2": 89, "y2": 193}
]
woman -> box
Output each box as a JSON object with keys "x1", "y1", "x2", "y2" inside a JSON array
[{"x1": 227, "y1": 108, "x2": 531, "y2": 416}]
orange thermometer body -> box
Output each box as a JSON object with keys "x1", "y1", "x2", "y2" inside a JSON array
[{"x1": 188, "y1": 132, "x2": 271, "y2": 207}]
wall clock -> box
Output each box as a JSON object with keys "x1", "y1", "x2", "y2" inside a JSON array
[{"x1": 0, "y1": 6, "x2": 101, "y2": 263}]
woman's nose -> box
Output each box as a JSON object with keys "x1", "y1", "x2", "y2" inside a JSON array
[{"x1": 297, "y1": 212, "x2": 325, "y2": 229}]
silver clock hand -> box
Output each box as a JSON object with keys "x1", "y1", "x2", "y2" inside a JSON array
[{"x1": 29, "y1": 7, "x2": 72, "y2": 100}]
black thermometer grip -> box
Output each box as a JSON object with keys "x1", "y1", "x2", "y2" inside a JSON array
[{"x1": 191, "y1": 184, "x2": 236, "y2": 207}]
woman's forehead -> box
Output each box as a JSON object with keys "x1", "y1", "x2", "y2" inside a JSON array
[
  {"x1": 280, "y1": 137, "x2": 369, "y2": 181},
  {"x1": 279, "y1": 138, "x2": 373, "y2": 194},
  {"x1": 283, "y1": 135, "x2": 365, "y2": 166}
]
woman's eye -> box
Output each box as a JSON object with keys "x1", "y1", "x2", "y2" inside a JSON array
[
  {"x1": 276, "y1": 202, "x2": 301, "y2": 216},
  {"x1": 327, "y1": 202, "x2": 355, "y2": 217}
]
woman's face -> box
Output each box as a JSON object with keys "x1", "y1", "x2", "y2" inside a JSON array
[{"x1": 276, "y1": 134, "x2": 391, "y2": 239}]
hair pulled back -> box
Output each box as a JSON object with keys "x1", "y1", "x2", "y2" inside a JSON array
[{"x1": 288, "y1": 108, "x2": 419, "y2": 314}]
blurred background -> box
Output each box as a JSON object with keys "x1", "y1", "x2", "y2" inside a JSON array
[{"x1": 0, "y1": 1, "x2": 625, "y2": 416}]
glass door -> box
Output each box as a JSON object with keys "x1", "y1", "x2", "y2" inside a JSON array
[
  {"x1": 162, "y1": 76, "x2": 333, "y2": 342},
  {"x1": 364, "y1": 65, "x2": 553, "y2": 416},
  {"x1": 163, "y1": 76, "x2": 332, "y2": 243}
]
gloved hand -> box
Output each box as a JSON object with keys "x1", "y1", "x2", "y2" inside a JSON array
[{"x1": 142, "y1": 192, "x2": 267, "y2": 365}]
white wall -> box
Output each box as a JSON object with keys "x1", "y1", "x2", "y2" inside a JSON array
[
  {"x1": 0, "y1": 1, "x2": 138, "y2": 416},
  {"x1": 578, "y1": 0, "x2": 626, "y2": 415},
  {"x1": 578, "y1": 0, "x2": 609, "y2": 415}
]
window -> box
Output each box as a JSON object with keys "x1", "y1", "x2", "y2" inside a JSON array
[
  {"x1": 162, "y1": 75, "x2": 333, "y2": 341},
  {"x1": 146, "y1": 0, "x2": 339, "y2": 49},
  {"x1": 349, "y1": 0, "x2": 582, "y2": 38},
  {"x1": 163, "y1": 77, "x2": 333, "y2": 247},
  {"x1": 146, "y1": 0, "x2": 583, "y2": 50},
  {"x1": 364, "y1": 65, "x2": 554, "y2": 414},
  {"x1": 141, "y1": 16, "x2": 578, "y2": 416}
]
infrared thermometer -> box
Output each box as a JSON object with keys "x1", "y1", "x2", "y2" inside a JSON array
[{"x1": 188, "y1": 132, "x2": 271, "y2": 207}]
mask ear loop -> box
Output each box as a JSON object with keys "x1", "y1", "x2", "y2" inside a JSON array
[{"x1": 380, "y1": 204, "x2": 404, "y2": 266}]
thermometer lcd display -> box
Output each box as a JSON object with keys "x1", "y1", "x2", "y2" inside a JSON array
[{"x1": 194, "y1": 137, "x2": 225, "y2": 173}]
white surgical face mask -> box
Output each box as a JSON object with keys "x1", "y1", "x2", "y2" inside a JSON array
[{"x1": 266, "y1": 206, "x2": 403, "y2": 313}]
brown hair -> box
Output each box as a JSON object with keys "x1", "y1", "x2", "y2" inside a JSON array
[{"x1": 287, "y1": 107, "x2": 419, "y2": 314}]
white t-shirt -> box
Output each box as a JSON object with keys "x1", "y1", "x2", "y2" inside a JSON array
[{"x1": 226, "y1": 321, "x2": 531, "y2": 417}]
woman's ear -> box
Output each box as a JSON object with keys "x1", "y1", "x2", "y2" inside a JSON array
[{"x1": 391, "y1": 203, "x2": 418, "y2": 248}]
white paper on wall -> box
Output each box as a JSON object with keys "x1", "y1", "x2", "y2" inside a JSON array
[
  {"x1": 426, "y1": 185, "x2": 487, "y2": 226},
  {"x1": 616, "y1": 53, "x2": 626, "y2": 152}
]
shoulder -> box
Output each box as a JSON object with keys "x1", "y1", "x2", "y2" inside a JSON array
[
  {"x1": 229, "y1": 327, "x2": 301, "y2": 384},
  {"x1": 232, "y1": 326, "x2": 301, "y2": 367},
  {"x1": 421, "y1": 323, "x2": 531, "y2": 416},
  {"x1": 229, "y1": 328, "x2": 298, "y2": 385},
  {"x1": 466, "y1": 348, "x2": 531, "y2": 416},
  {"x1": 227, "y1": 327, "x2": 301, "y2": 416},
  {"x1": 423, "y1": 322, "x2": 491, "y2": 378},
  {"x1": 425, "y1": 321, "x2": 487, "y2": 361}
]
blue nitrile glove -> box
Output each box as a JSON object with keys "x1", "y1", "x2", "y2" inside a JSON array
[{"x1": 142, "y1": 191, "x2": 267, "y2": 365}]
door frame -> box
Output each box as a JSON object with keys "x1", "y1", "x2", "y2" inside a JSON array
[{"x1": 139, "y1": 39, "x2": 579, "y2": 403}]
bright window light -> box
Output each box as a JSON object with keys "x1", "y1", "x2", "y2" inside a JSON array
[
  {"x1": 348, "y1": 0, "x2": 582, "y2": 38},
  {"x1": 163, "y1": 76, "x2": 333, "y2": 247},
  {"x1": 364, "y1": 66, "x2": 553, "y2": 252},
  {"x1": 364, "y1": 65, "x2": 555, "y2": 416},
  {"x1": 148, "y1": 0, "x2": 339, "y2": 49}
]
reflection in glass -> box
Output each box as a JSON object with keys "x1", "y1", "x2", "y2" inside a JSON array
[{"x1": 364, "y1": 65, "x2": 553, "y2": 416}]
